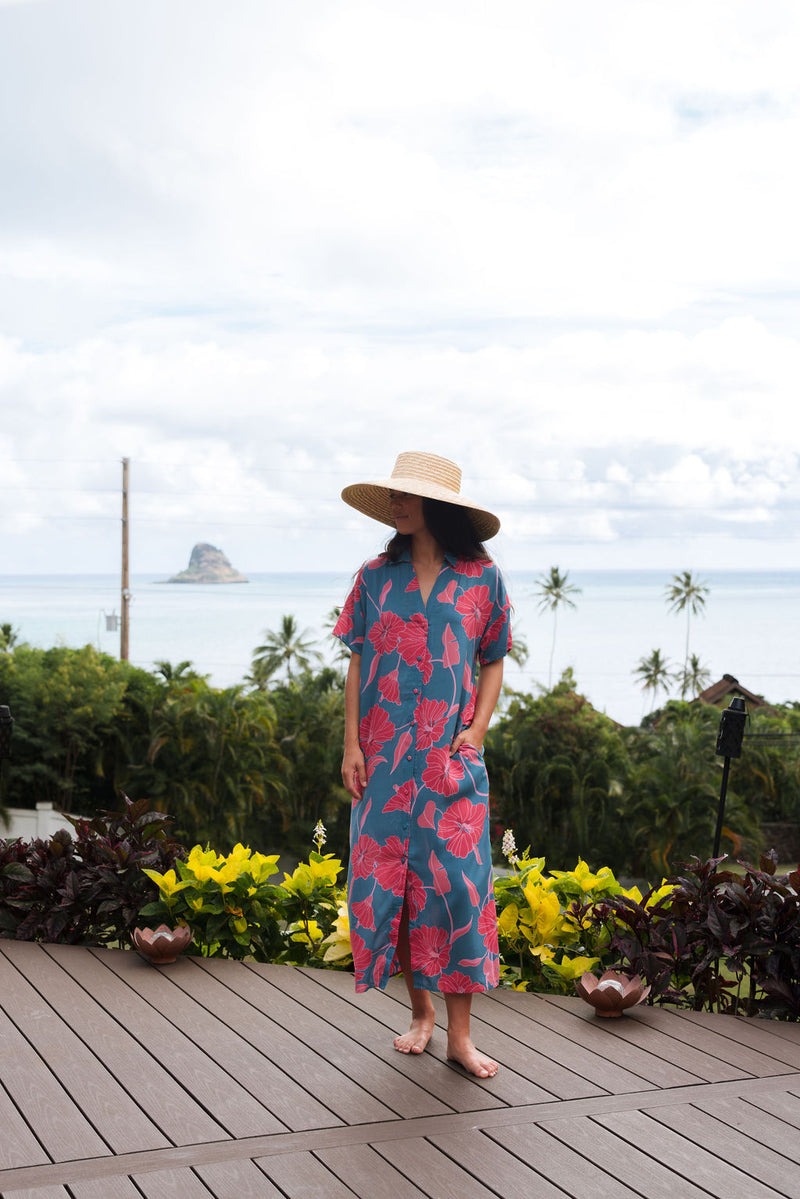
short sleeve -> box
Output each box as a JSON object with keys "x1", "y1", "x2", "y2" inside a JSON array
[
  {"x1": 478, "y1": 567, "x2": 512, "y2": 666},
  {"x1": 333, "y1": 566, "x2": 366, "y2": 653}
]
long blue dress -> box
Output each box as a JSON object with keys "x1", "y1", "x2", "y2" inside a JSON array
[{"x1": 334, "y1": 548, "x2": 511, "y2": 994}]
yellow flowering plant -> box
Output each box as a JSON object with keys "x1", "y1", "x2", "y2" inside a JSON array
[
  {"x1": 139, "y1": 820, "x2": 353, "y2": 968},
  {"x1": 494, "y1": 830, "x2": 646, "y2": 993},
  {"x1": 139, "y1": 843, "x2": 284, "y2": 960}
]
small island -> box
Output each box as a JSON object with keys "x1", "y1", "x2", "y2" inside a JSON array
[{"x1": 166, "y1": 543, "x2": 248, "y2": 584}]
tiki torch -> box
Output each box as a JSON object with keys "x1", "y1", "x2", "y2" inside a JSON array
[{"x1": 713, "y1": 697, "x2": 747, "y2": 858}]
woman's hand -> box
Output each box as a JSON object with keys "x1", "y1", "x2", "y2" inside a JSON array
[
  {"x1": 342, "y1": 743, "x2": 367, "y2": 800},
  {"x1": 450, "y1": 728, "x2": 483, "y2": 756}
]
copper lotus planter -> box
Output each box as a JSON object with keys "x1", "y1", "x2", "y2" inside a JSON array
[
  {"x1": 576, "y1": 969, "x2": 650, "y2": 1017},
  {"x1": 132, "y1": 924, "x2": 192, "y2": 964}
]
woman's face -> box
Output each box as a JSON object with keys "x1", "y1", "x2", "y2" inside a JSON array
[{"x1": 389, "y1": 490, "x2": 426, "y2": 537}]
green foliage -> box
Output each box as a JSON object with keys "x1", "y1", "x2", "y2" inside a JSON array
[
  {"x1": 534, "y1": 566, "x2": 581, "y2": 687},
  {"x1": 0, "y1": 638, "x2": 347, "y2": 856},
  {"x1": 485, "y1": 672, "x2": 632, "y2": 869},
  {"x1": 247, "y1": 667, "x2": 349, "y2": 860},
  {"x1": 624, "y1": 702, "x2": 761, "y2": 874},
  {"x1": 493, "y1": 851, "x2": 633, "y2": 993},
  {"x1": 735, "y1": 705, "x2": 800, "y2": 822},
  {"x1": 249, "y1": 614, "x2": 322, "y2": 686},
  {"x1": 133, "y1": 677, "x2": 283, "y2": 848},
  {"x1": 0, "y1": 795, "x2": 184, "y2": 944},
  {"x1": 0, "y1": 645, "x2": 143, "y2": 812},
  {"x1": 665, "y1": 570, "x2": 709, "y2": 691},
  {"x1": 138, "y1": 840, "x2": 350, "y2": 968},
  {"x1": 583, "y1": 852, "x2": 800, "y2": 1019},
  {"x1": 633, "y1": 648, "x2": 674, "y2": 712}
]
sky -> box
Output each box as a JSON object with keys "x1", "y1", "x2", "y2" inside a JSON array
[{"x1": 1, "y1": 0, "x2": 799, "y2": 578}]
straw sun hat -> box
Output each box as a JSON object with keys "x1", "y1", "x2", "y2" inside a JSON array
[{"x1": 341, "y1": 451, "x2": 500, "y2": 541}]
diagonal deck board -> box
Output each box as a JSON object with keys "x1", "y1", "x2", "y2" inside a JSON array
[
  {"x1": 245, "y1": 961, "x2": 509, "y2": 1112},
  {"x1": 488, "y1": 985, "x2": 705, "y2": 1088},
  {"x1": 200, "y1": 958, "x2": 444, "y2": 1120},
  {"x1": 1, "y1": 941, "x2": 799, "y2": 1199}
]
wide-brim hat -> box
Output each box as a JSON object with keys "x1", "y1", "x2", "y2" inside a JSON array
[{"x1": 341, "y1": 451, "x2": 501, "y2": 541}]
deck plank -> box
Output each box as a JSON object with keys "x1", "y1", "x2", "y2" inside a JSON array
[
  {"x1": 0, "y1": 1080, "x2": 49, "y2": 1170},
  {"x1": 602, "y1": 1002, "x2": 796, "y2": 1076},
  {"x1": 697, "y1": 1093, "x2": 800, "y2": 1159},
  {"x1": 0, "y1": 948, "x2": 161, "y2": 1158},
  {"x1": 315, "y1": 1143, "x2": 431, "y2": 1199},
  {"x1": 373, "y1": 1135, "x2": 505, "y2": 1198},
  {"x1": 667, "y1": 1006, "x2": 800, "y2": 1070},
  {"x1": 2, "y1": 943, "x2": 171, "y2": 1154},
  {"x1": 0, "y1": 1003, "x2": 109, "y2": 1164},
  {"x1": 489, "y1": 986, "x2": 704, "y2": 1088},
  {"x1": 37, "y1": 945, "x2": 231, "y2": 1145},
  {"x1": 118, "y1": 953, "x2": 347, "y2": 1131},
  {"x1": 649, "y1": 1101, "x2": 800, "y2": 1196},
  {"x1": 485, "y1": 1121, "x2": 644, "y2": 1198},
  {"x1": 470, "y1": 989, "x2": 660, "y2": 1094},
  {"x1": 198, "y1": 958, "x2": 438, "y2": 1120},
  {"x1": 307, "y1": 966, "x2": 598, "y2": 1104},
  {"x1": 537, "y1": 1113, "x2": 712, "y2": 1199},
  {"x1": 593, "y1": 1108, "x2": 788, "y2": 1199},
  {"x1": 131, "y1": 1167, "x2": 216, "y2": 1198},
  {"x1": 194, "y1": 1157, "x2": 286, "y2": 1198},
  {"x1": 746, "y1": 1086, "x2": 800, "y2": 1129},
  {"x1": 257, "y1": 1149, "x2": 359, "y2": 1197},
  {"x1": 542, "y1": 994, "x2": 755, "y2": 1082},
  {"x1": 260, "y1": 962, "x2": 512, "y2": 1112},
  {"x1": 426, "y1": 1128, "x2": 571, "y2": 1198},
  {"x1": 5, "y1": 1188, "x2": 72, "y2": 1199},
  {"x1": 69, "y1": 1175, "x2": 142, "y2": 1197},
  {"x1": 1, "y1": 944, "x2": 798, "y2": 1199},
  {"x1": 86, "y1": 947, "x2": 291, "y2": 1138}
]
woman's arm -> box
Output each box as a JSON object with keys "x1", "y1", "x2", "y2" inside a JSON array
[
  {"x1": 341, "y1": 651, "x2": 367, "y2": 799},
  {"x1": 450, "y1": 657, "x2": 504, "y2": 754}
]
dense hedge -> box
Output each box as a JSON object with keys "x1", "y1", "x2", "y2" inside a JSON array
[{"x1": 2, "y1": 642, "x2": 799, "y2": 875}]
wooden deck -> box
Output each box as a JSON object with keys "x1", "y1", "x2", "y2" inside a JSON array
[{"x1": 1, "y1": 942, "x2": 800, "y2": 1198}]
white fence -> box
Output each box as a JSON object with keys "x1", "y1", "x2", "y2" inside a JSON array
[{"x1": 2, "y1": 803, "x2": 76, "y2": 841}]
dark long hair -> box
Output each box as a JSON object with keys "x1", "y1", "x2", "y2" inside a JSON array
[{"x1": 385, "y1": 497, "x2": 490, "y2": 562}]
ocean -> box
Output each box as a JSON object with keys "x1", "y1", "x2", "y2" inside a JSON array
[{"x1": 1, "y1": 570, "x2": 798, "y2": 728}]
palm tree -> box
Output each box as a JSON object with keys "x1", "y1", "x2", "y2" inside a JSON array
[
  {"x1": 534, "y1": 567, "x2": 581, "y2": 687},
  {"x1": 507, "y1": 631, "x2": 529, "y2": 669},
  {"x1": 250, "y1": 615, "x2": 322, "y2": 687},
  {"x1": 0, "y1": 623, "x2": 19, "y2": 652},
  {"x1": 665, "y1": 571, "x2": 709, "y2": 687},
  {"x1": 678, "y1": 653, "x2": 711, "y2": 701},
  {"x1": 634, "y1": 648, "x2": 674, "y2": 715}
]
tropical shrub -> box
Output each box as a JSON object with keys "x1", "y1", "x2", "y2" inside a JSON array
[
  {"x1": 624, "y1": 702, "x2": 761, "y2": 873},
  {"x1": 485, "y1": 673, "x2": 632, "y2": 871},
  {"x1": 0, "y1": 795, "x2": 184, "y2": 944},
  {"x1": 582, "y1": 851, "x2": 800, "y2": 1019},
  {"x1": 138, "y1": 822, "x2": 352, "y2": 968},
  {"x1": 492, "y1": 832, "x2": 647, "y2": 994}
]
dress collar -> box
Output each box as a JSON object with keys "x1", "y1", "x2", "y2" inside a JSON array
[{"x1": 393, "y1": 547, "x2": 458, "y2": 568}]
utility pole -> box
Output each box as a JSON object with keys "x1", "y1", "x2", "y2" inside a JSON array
[{"x1": 121, "y1": 457, "x2": 130, "y2": 661}]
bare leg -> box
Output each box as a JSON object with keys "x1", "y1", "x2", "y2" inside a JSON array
[
  {"x1": 444, "y1": 993, "x2": 498, "y2": 1078},
  {"x1": 393, "y1": 903, "x2": 435, "y2": 1054}
]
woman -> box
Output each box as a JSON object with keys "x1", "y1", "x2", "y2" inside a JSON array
[{"x1": 333, "y1": 451, "x2": 511, "y2": 1079}]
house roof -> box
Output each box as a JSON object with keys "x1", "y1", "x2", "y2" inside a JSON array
[{"x1": 696, "y1": 673, "x2": 772, "y2": 709}]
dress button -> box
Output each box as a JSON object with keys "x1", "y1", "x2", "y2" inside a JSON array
[{"x1": 407, "y1": 754, "x2": 412, "y2": 761}]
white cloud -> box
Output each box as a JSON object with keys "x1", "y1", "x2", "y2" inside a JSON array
[{"x1": 1, "y1": 0, "x2": 799, "y2": 572}]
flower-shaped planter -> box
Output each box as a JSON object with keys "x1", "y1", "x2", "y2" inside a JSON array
[
  {"x1": 132, "y1": 924, "x2": 191, "y2": 965},
  {"x1": 576, "y1": 970, "x2": 650, "y2": 1017}
]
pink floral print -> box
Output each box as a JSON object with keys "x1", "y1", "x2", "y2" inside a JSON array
[{"x1": 334, "y1": 548, "x2": 511, "y2": 994}]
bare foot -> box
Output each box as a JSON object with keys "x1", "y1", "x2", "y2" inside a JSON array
[
  {"x1": 394, "y1": 1012, "x2": 435, "y2": 1055},
  {"x1": 446, "y1": 1035, "x2": 498, "y2": 1078}
]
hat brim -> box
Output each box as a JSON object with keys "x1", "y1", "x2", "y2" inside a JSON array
[{"x1": 341, "y1": 476, "x2": 501, "y2": 541}]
